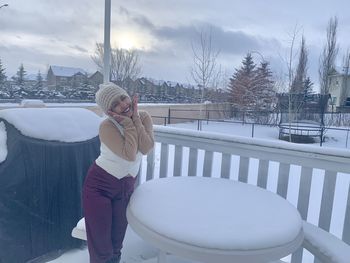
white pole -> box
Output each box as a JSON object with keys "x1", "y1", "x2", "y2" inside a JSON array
[{"x1": 103, "y1": 0, "x2": 111, "y2": 83}]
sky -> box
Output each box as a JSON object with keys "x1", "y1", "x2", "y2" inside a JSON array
[{"x1": 1, "y1": 0, "x2": 350, "y2": 91}]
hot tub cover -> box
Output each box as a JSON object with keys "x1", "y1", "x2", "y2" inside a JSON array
[{"x1": 0, "y1": 108, "x2": 102, "y2": 263}]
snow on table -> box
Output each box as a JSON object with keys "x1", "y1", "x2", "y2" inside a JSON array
[{"x1": 128, "y1": 177, "x2": 303, "y2": 263}]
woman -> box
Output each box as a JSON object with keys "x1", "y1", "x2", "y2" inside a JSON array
[{"x1": 83, "y1": 82, "x2": 154, "y2": 263}]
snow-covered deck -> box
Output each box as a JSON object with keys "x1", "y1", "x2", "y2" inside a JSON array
[
  {"x1": 136, "y1": 126, "x2": 350, "y2": 263},
  {"x1": 1, "y1": 108, "x2": 349, "y2": 262},
  {"x1": 72, "y1": 125, "x2": 350, "y2": 263},
  {"x1": 69, "y1": 126, "x2": 350, "y2": 263}
]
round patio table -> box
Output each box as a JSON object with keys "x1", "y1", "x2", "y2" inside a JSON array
[{"x1": 127, "y1": 177, "x2": 303, "y2": 263}]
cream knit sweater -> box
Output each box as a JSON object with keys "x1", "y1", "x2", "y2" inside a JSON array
[{"x1": 95, "y1": 110, "x2": 154, "y2": 179}]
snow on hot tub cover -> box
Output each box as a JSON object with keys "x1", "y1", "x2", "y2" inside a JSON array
[
  {"x1": 0, "y1": 108, "x2": 102, "y2": 263},
  {"x1": 0, "y1": 108, "x2": 102, "y2": 142}
]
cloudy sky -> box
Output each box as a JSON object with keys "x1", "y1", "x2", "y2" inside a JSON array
[{"x1": 1, "y1": 0, "x2": 350, "y2": 91}]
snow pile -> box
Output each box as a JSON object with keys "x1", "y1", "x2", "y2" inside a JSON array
[
  {"x1": 0, "y1": 108, "x2": 102, "y2": 142},
  {"x1": 129, "y1": 177, "x2": 302, "y2": 250},
  {"x1": 20, "y1": 99, "x2": 46, "y2": 107},
  {"x1": 0, "y1": 121, "x2": 7, "y2": 163}
]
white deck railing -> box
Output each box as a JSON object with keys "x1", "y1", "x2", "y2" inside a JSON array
[{"x1": 138, "y1": 125, "x2": 350, "y2": 263}]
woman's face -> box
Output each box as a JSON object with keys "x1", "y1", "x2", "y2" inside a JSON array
[{"x1": 111, "y1": 95, "x2": 133, "y2": 117}]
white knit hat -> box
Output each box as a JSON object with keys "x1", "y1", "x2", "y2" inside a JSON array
[{"x1": 95, "y1": 82, "x2": 130, "y2": 114}]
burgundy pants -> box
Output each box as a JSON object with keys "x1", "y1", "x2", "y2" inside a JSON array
[{"x1": 82, "y1": 162, "x2": 136, "y2": 263}]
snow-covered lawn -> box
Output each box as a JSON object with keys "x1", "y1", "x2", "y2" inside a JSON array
[{"x1": 170, "y1": 120, "x2": 349, "y2": 149}]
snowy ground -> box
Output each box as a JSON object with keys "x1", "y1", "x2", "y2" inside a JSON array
[
  {"x1": 170, "y1": 120, "x2": 349, "y2": 149},
  {"x1": 47, "y1": 120, "x2": 349, "y2": 263}
]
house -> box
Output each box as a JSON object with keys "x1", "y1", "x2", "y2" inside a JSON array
[
  {"x1": 329, "y1": 71, "x2": 350, "y2": 108},
  {"x1": 47, "y1": 65, "x2": 86, "y2": 89},
  {"x1": 47, "y1": 65, "x2": 103, "y2": 91},
  {"x1": 88, "y1": 71, "x2": 103, "y2": 89}
]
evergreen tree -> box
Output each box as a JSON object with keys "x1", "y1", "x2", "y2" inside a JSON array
[
  {"x1": 254, "y1": 61, "x2": 276, "y2": 111},
  {"x1": 241, "y1": 53, "x2": 255, "y2": 74},
  {"x1": 228, "y1": 53, "x2": 276, "y2": 111},
  {"x1": 36, "y1": 71, "x2": 43, "y2": 89},
  {"x1": 79, "y1": 73, "x2": 94, "y2": 100},
  {"x1": 15, "y1": 63, "x2": 26, "y2": 87},
  {"x1": 228, "y1": 53, "x2": 257, "y2": 110},
  {"x1": 9, "y1": 64, "x2": 27, "y2": 98},
  {"x1": 0, "y1": 58, "x2": 7, "y2": 87},
  {"x1": 303, "y1": 77, "x2": 314, "y2": 97}
]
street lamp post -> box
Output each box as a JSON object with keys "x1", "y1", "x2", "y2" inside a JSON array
[{"x1": 103, "y1": 0, "x2": 111, "y2": 83}]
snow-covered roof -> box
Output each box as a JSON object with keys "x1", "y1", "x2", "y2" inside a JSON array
[
  {"x1": 0, "y1": 108, "x2": 102, "y2": 142},
  {"x1": 146, "y1": 77, "x2": 196, "y2": 89},
  {"x1": 166, "y1": 80, "x2": 179, "y2": 87},
  {"x1": 50, "y1": 65, "x2": 86, "y2": 77},
  {"x1": 88, "y1": 71, "x2": 102, "y2": 78},
  {"x1": 147, "y1": 78, "x2": 165, "y2": 86}
]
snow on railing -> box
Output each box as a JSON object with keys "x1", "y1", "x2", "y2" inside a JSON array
[{"x1": 138, "y1": 125, "x2": 350, "y2": 263}]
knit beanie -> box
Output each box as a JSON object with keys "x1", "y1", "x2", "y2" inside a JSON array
[{"x1": 95, "y1": 82, "x2": 130, "y2": 114}]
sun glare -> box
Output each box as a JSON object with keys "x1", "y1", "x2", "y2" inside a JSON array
[{"x1": 116, "y1": 33, "x2": 138, "y2": 50}]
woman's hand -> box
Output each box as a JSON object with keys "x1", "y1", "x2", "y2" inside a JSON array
[
  {"x1": 132, "y1": 94, "x2": 139, "y2": 119},
  {"x1": 108, "y1": 110, "x2": 128, "y2": 123}
]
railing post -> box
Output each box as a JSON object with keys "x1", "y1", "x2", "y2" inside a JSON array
[
  {"x1": 197, "y1": 119, "x2": 202, "y2": 131},
  {"x1": 164, "y1": 117, "x2": 167, "y2": 126},
  {"x1": 167, "y1": 108, "x2": 171, "y2": 124},
  {"x1": 251, "y1": 123, "x2": 255, "y2": 138}
]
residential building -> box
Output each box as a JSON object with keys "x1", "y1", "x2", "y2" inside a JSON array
[
  {"x1": 329, "y1": 71, "x2": 350, "y2": 108},
  {"x1": 88, "y1": 71, "x2": 103, "y2": 89},
  {"x1": 47, "y1": 65, "x2": 86, "y2": 89}
]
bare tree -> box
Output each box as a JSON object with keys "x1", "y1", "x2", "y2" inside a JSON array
[
  {"x1": 190, "y1": 28, "x2": 220, "y2": 103},
  {"x1": 319, "y1": 16, "x2": 339, "y2": 95},
  {"x1": 287, "y1": 26, "x2": 298, "y2": 141},
  {"x1": 278, "y1": 25, "x2": 300, "y2": 142},
  {"x1": 91, "y1": 43, "x2": 104, "y2": 72},
  {"x1": 339, "y1": 50, "x2": 350, "y2": 106},
  {"x1": 111, "y1": 48, "x2": 141, "y2": 85},
  {"x1": 91, "y1": 43, "x2": 141, "y2": 87}
]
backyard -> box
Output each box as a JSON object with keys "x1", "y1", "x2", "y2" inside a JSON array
[{"x1": 50, "y1": 119, "x2": 350, "y2": 263}]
